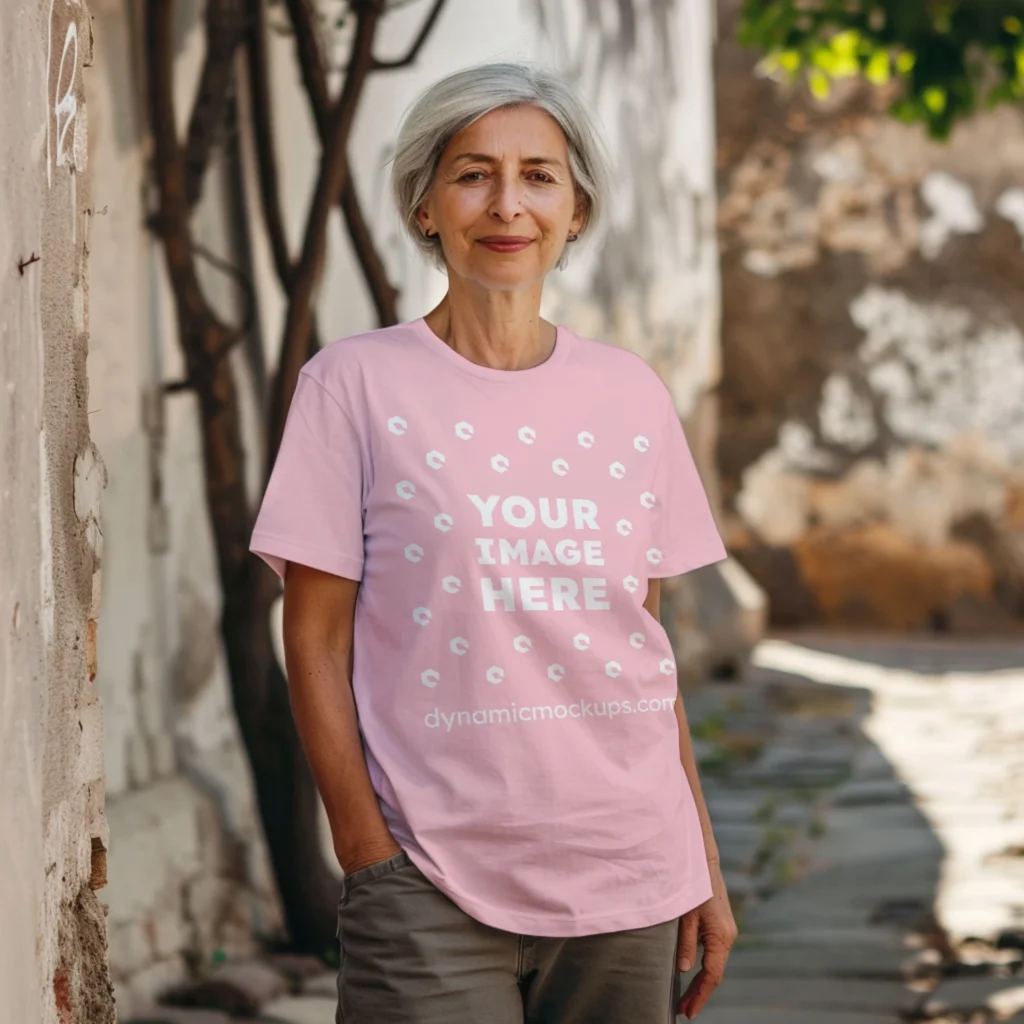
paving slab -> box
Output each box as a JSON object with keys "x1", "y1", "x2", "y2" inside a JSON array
[
  {"x1": 773, "y1": 803, "x2": 813, "y2": 828},
  {"x1": 736, "y1": 927, "x2": 911, "y2": 950},
  {"x1": 851, "y1": 745, "x2": 898, "y2": 782},
  {"x1": 685, "y1": 1008, "x2": 900, "y2": 1024},
  {"x1": 710, "y1": 976, "x2": 921, "y2": 1013},
  {"x1": 725, "y1": 943, "x2": 913, "y2": 981},
  {"x1": 741, "y1": 857, "x2": 939, "y2": 935},
  {"x1": 736, "y1": 743, "x2": 857, "y2": 786},
  {"x1": 706, "y1": 791, "x2": 771, "y2": 823},
  {"x1": 830, "y1": 779, "x2": 912, "y2": 808},
  {"x1": 812, "y1": 806, "x2": 943, "y2": 867},
  {"x1": 924, "y1": 977, "x2": 1024, "y2": 1017},
  {"x1": 720, "y1": 869, "x2": 760, "y2": 902},
  {"x1": 712, "y1": 822, "x2": 766, "y2": 872}
]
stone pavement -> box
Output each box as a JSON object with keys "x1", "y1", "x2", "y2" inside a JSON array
[
  {"x1": 123, "y1": 634, "x2": 1024, "y2": 1024},
  {"x1": 687, "y1": 634, "x2": 1024, "y2": 1024}
]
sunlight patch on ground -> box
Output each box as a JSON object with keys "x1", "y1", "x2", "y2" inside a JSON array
[{"x1": 752, "y1": 638, "x2": 1024, "y2": 942}]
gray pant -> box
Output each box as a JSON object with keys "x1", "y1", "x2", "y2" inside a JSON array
[{"x1": 336, "y1": 852, "x2": 682, "y2": 1023}]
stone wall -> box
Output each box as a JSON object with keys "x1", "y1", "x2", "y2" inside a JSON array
[
  {"x1": 0, "y1": 1, "x2": 114, "y2": 1022},
  {"x1": 715, "y1": 0, "x2": 1024, "y2": 633}
]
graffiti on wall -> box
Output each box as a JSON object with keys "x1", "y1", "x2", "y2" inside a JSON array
[{"x1": 46, "y1": 0, "x2": 86, "y2": 187}]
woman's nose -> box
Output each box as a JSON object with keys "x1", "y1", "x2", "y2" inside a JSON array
[{"x1": 488, "y1": 174, "x2": 524, "y2": 222}]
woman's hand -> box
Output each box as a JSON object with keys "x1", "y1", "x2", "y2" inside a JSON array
[
  {"x1": 677, "y1": 859, "x2": 738, "y2": 1019},
  {"x1": 335, "y1": 833, "x2": 404, "y2": 876}
]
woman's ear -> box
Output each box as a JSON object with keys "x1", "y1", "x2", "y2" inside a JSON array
[
  {"x1": 416, "y1": 205, "x2": 435, "y2": 238},
  {"x1": 570, "y1": 195, "x2": 588, "y2": 236}
]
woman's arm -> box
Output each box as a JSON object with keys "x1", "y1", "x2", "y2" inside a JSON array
[
  {"x1": 643, "y1": 579, "x2": 720, "y2": 865},
  {"x1": 282, "y1": 561, "x2": 401, "y2": 874},
  {"x1": 646, "y1": 578, "x2": 736, "y2": 1018}
]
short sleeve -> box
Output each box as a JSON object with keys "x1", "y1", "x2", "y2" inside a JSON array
[
  {"x1": 249, "y1": 372, "x2": 366, "y2": 583},
  {"x1": 648, "y1": 399, "x2": 727, "y2": 578}
]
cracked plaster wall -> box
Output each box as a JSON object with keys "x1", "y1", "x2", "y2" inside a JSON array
[
  {"x1": 0, "y1": 2, "x2": 114, "y2": 1022},
  {"x1": 716, "y1": 0, "x2": 1024, "y2": 632}
]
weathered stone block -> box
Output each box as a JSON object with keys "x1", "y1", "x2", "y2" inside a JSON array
[
  {"x1": 260, "y1": 995, "x2": 339, "y2": 1024},
  {"x1": 266, "y1": 954, "x2": 332, "y2": 982},
  {"x1": 123, "y1": 957, "x2": 189, "y2": 1007},
  {"x1": 104, "y1": 778, "x2": 210, "y2": 927},
  {"x1": 107, "y1": 921, "x2": 150, "y2": 978},
  {"x1": 126, "y1": 1008, "x2": 232, "y2": 1024},
  {"x1": 300, "y1": 972, "x2": 338, "y2": 999},
  {"x1": 163, "y1": 960, "x2": 288, "y2": 1016},
  {"x1": 149, "y1": 906, "x2": 188, "y2": 962}
]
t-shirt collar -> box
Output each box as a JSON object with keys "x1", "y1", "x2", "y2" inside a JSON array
[{"x1": 410, "y1": 317, "x2": 571, "y2": 383}]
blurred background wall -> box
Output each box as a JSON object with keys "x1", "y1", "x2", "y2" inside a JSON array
[{"x1": 715, "y1": 0, "x2": 1024, "y2": 636}]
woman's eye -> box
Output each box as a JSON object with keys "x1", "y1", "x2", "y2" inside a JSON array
[
  {"x1": 528, "y1": 172, "x2": 554, "y2": 183},
  {"x1": 459, "y1": 171, "x2": 485, "y2": 182}
]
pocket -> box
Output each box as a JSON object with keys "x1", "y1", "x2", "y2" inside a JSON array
[{"x1": 340, "y1": 851, "x2": 411, "y2": 906}]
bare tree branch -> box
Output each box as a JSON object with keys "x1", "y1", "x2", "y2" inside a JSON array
[
  {"x1": 339, "y1": 171, "x2": 399, "y2": 326},
  {"x1": 185, "y1": 0, "x2": 248, "y2": 208},
  {"x1": 372, "y1": 0, "x2": 446, "y2": 70},
  {"x1": 146, "y1": 0, "x2": 351, "y2": 956},
  {"x1": 281, "y1": 0, "x2": 401, "y2": 326},
  {"x1": 245, "y1": 0, "x2": 295, "y2": 287},
  {"x1": 267, "y1": 0, "x2": 384, "y2": 458},
  {"x1": 147, "y1": 0, "x2": 253, "y2": 562},
  {"x1": 282, "y1": 0, "x2": 331, "y2": 137},
  {"x1": 193, "y1": 240, "x2": 253, "y2": 300},
  {"x1": 146, "y1": 0, "x2": 229, "y2": 346}
]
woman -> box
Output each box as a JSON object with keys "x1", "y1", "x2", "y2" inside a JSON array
[{"x1": 250, "y1": 62, "x2": 736, "y2": 1023}]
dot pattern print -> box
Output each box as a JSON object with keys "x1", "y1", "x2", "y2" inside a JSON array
[{"x1": 383, "y1": 407, "x2": 676, "y2": 693}]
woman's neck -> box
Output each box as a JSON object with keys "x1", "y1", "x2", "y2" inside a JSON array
[{"x1": 423, "y1": 282, "x2": 556, "y2": 372}]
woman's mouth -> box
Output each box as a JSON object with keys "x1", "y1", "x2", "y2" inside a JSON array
[{"x1": 478, "y1": 236, "x2": 534, "y2": 253}]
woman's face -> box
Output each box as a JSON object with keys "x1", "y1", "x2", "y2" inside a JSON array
[{"x1": 418, "y1": 105, "x2": 585, "y2": 292}]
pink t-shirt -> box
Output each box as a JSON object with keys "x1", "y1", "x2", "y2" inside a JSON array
[{"x1": 250, "y1": 318, "x2": 726, "y2": 937}]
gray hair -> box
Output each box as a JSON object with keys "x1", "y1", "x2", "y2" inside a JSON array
[{"x1": 391, "y1": 62, "x2": 613, "y2": 270}]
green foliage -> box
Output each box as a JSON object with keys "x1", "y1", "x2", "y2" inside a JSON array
[
  {"x1": 738, "y1": 1, "x2": 1024, "y2": 138},
  {"x1": 690, "y1": 712, "x2": 727, "y2": 741}
]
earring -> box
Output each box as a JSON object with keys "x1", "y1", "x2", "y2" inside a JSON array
[
  {"x1": 424, "y1": 229, "x2": 437, "y2": 239},
  {"x1": 567, "y1": 232, "x2": 579, "y2": 242}
]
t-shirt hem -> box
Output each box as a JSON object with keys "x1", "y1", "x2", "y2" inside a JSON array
[
  {"x1": 249, "y1": 531, "x2": 364, "y2": 582},
  {"x1": 403, "y1": 852, "x2": 714, "y2": 937}
]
